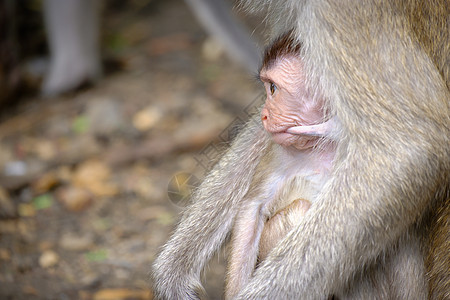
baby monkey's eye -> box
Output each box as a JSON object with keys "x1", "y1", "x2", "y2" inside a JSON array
[{"x1": 270, "y1": 82, "x2": 277, "y2": 95}]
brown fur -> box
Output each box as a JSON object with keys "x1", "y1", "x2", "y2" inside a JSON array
[{"x1": 260, "y1": 29, "x2": 300, "y2": 70}]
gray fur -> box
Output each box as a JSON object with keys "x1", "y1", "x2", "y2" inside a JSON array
[
  {"x1": 152, "y1": 115, "x2": 270, "y2": 299},
  {"x1": 235, "y1": 1, "x2": 448, "y2": 298},
  {"x1": 152, "y1": 1, "x2": 449, "y2": 298}
]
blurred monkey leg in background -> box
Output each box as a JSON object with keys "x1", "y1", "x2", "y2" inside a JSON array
[
  {"x1": 42, "y1": 0, "x2": 102, "y2": 96},
  {"x1": 41, "y1": 0, "x2": 260, "y2": 96},
  {"x1": 184, "y1": 0, "x2": 261, "y2": 73}
]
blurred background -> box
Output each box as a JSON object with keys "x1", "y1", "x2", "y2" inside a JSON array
[{"x1": 0, "y1": 0, "x2": 266, "y2": 298}]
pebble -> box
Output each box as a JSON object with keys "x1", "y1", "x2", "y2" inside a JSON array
[
  {"x1": 59, "y1": 232, "x2": 94, "y2": 251},
  {"x1": 132, "y1": 106, "x2": 162, "y2": 131},
  {"x1": 87, "y1": 97, "x2": 125, "y2": 135},
  {"x1": 39, "y1": 250, "x2": 59, "y2": 268}
]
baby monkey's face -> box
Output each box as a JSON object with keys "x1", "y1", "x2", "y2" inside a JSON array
[{"x1": 259, "y1": 55, "x2": 327, "y2": 150}]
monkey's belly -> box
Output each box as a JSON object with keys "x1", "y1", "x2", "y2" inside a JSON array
[{"x1": 258, "y1": 198, "x2": 311, "y2": 261}]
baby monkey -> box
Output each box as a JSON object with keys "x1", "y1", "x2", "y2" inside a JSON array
[{"x1": 225, "y1": 30, "x2": 336, "y2": 299}]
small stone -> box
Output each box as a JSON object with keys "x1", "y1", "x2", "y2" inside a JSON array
[
  {"x1": 132, "y1": 106, "x2": 162, "y2": 131},
  {"x1": 60, "y1": 233, "x2": 94, "y2": 251},
  {"x1": 3, "y1": 161, "x2": 27, "y2": 176},
  {"x1": 39, "y1": 250, "x2": 59, "y2": 268},
  {"x1": 80, "y1": 273, "x2": 102, "y2": 288},
  {"x1": 87, "y1": 97, "x2": 125, "y2": 135},
  {"x1": 114, "y1": 268, "x2": 130, "y2": 280}
]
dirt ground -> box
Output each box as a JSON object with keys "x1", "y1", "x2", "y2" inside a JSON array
[{"x1": 0, "y1": 1, "x2": 264, "y2": 299}]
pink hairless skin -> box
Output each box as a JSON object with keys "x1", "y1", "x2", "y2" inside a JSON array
[{"x1": 260, "y1": 55, "x2": 336, "y2": 150}]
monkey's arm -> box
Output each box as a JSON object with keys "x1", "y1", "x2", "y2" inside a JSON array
[
  {"x1": 152, "y1": 115, "x2": 269, "y2": 299},
  {"x1": 236, "y1": 1, "x2": 450, "y2": 298},
  {"x1": 226, "y1": 200, "x2": 266, "y2": 299}
]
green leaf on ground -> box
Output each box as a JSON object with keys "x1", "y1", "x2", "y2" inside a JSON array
[
  {"x1": 33, "y1": 194, "x2": 53, "y2": 210},
  {"x1": 72, "y1": 116, "x2": 90, "y2": 134},
  {"x1": 85, "y1": 249, "x2": 108, "y2": 262}
]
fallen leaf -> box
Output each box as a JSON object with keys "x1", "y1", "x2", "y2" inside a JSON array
[
  {"x1": 0, "y1": 220, "x2": 19, "y2": 234},
  {"x1": 137, "y1": 206, "x2": 170, "y2": 222},
  {"x1": 35, "y1": 140, "x2": 57, "y2": 160},
  {"x1": 73, "y1": 160, "x2": 118, "y2": 197},
  {"x1": 72, "y1": 115, "x2": 90, "y2": 134},
  {"x1": 22, "y1": 285, "x2": 39, "y2": 296},
  {"x1": 56, "y1": 186, "x2": 93, "y2": 212},
  {"x1": 93, "y1": 288, "x2": 152, "y2": 300},
  {"x1": 32, "y1": 172, "x2": 59, "y2": 194},
  {"x1": 18, "y1": 203, "x2": 36, "y2": 217},
  {"x1": 156, "y1": 212, "x2": 174, "y2": 226},
  {"x1": 0, "y1": 248, "x2": 11, "y2": 260},
  {"x1": 0, "y1": 187, "x2": 16, "y2": 217},
  {"x1": 38, "y1": 241, "x2": 54, "y2": 251},
  {"x1": 85, "y1": 249, "x2": 108, "y2": 262},
  {"x1": 56, "y1": 165, "x2": 72, "y2": 182}
]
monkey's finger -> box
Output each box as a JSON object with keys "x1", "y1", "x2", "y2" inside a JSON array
[{"x1": 286, "y1": 118, "x2": 336, "y2": 137}]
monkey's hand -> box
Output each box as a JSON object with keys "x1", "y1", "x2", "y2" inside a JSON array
[{"x1": 152, "y1": 262, "x2": 206, "y2": 300}]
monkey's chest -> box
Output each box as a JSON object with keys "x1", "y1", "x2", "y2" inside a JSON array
[{"x1": 264, "y1": 172, "x2": 323, "y2": 218}]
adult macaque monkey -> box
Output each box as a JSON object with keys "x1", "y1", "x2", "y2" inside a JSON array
[
  {"x1": 152, "y1": 0, "x2": 449, "y2": 299},
  {"x1": 227, "y1": 30, "x2": 431, "y2": 299}
]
